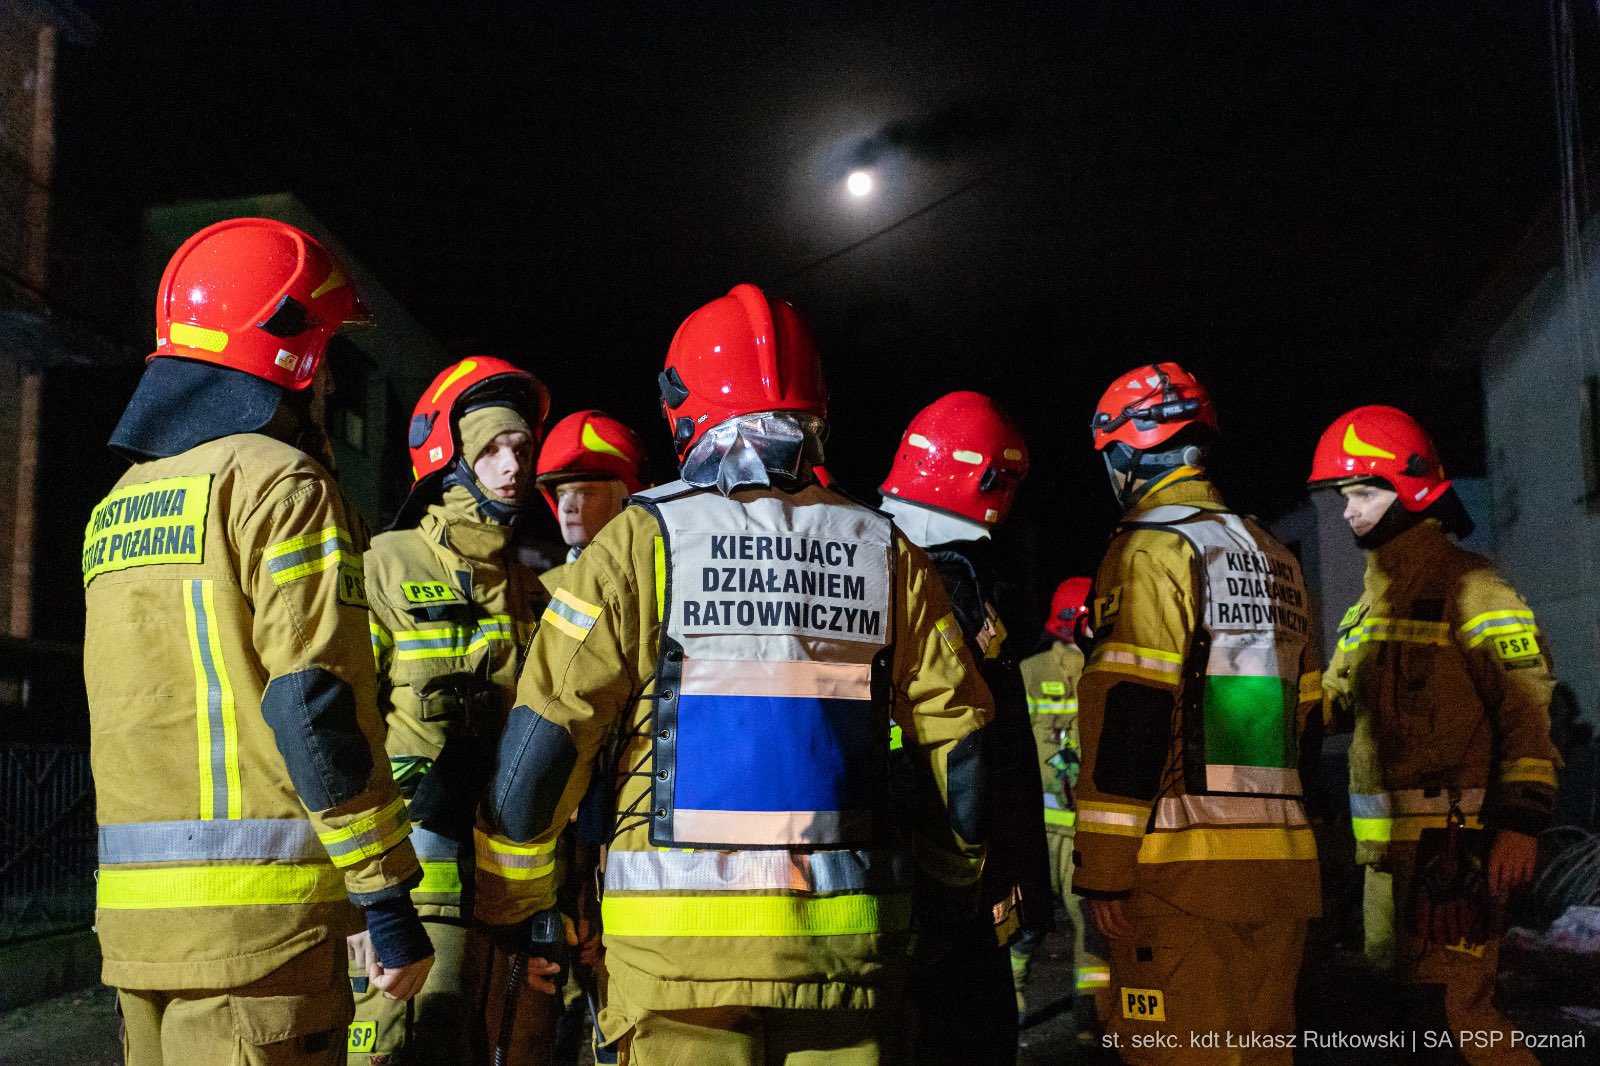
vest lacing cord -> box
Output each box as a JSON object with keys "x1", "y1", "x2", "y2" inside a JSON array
[{"x1": 608, "y1": 690, "x2": 669, "y2": 843}]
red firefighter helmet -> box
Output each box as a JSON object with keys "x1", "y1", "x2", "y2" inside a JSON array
[
  {"x1": 659, "y1": 284, "x2": 827, "y2": 459},
  {"x1": 153, "y1": 218, "x2": 371, "y2": 391},
  {"x1": 1045, "y1": 576, "x2": 1093, "y2": 643},
  {"x1": 1090, "y1": 361, "x2": 1218, "y2": 453},
  {"x1": 535, "y1": 410, "x2": 648, "y2": 512},
  {"x1": 881, "y1": 391, "x2": 1029, "y2": 526},
  {"x1": 408, "y1": 356, "x2": 550, "y2": 484},
  {"x1": 1308, "y1": 405, "x2": 1450, "y2": 511}
]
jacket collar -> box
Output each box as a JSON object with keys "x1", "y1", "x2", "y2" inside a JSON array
[{"x1": 1122, "y1": 465, "x2": 1227, "y2": 520}]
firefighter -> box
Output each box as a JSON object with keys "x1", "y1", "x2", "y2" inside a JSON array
[
  {"x1": 85, "y1": 218, "x2": 432, "y2": 1064},
  {"x1": 1310, "y1": 405, "x2": 1558, "y2": 1064},
  {"x1": 1074, "y1": 361, "x2": 1322, "y2": 1062},
  {"x1": 485, "y1": 284, "x2": 992, "y2": 1062},
  {"x1": 1017, "y1": 577, "x2": 1110, "y2": 1037},
  {"x1": 878, "y1": 390, "x2": 1048, "y2": 1062},
  {"x1": 534, "y1": 409, "x2": 649, "y2": 594},
  {"x1": 531, "y1": 409, "x2": 648, "y2": 1064},
  {"x1": 353, "y1": 356, "x2": 558, "y2": 1063}
]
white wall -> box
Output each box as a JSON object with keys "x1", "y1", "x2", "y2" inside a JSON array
[{"x1": 1481, "y1": 235, "x2": 1600, "y2": 727}]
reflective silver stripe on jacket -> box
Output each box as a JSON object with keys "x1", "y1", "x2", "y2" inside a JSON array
[
  {"x1": 98, "y1": 820, "x2": 323, "y2": 864},
  {"x1": 604, "y1": 848, "x2": 907, "y2": 894}
]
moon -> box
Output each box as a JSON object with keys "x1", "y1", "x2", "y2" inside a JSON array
[{"x1": 846, "y1": 169, "x2": 873, "y2": 197}]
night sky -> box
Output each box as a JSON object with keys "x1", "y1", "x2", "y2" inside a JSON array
[{"x1": 51, "y1": 0, "x2": 1598, "y2": 626}]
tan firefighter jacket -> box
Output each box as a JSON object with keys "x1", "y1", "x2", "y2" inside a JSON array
[
  {"x1": 485, "y1": 481, "x2": 993, "y2": 1013},
  {"x1": 84, "y1": 433, "x2": 419, "y2": 991},
  {"x1": 1021, "y1": 641, "x2": 1084, "y2": 833},
  {"x1": 1323, "y1": 518, "x2": 1560, "y2": 866},
  {"x1": 1073, "y1": 468, "x2": 1322, "y2": 923},
  {"x1": 366, "y1": 498, "x2": 551, "y2": 926}
]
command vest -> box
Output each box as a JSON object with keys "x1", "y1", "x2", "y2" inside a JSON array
[
  {"x1": 634, "y1": 482, "x2": 895, "y2": 850},
  {"x1": 1125, "y1": 506, "x2": 1311, "y2": 802}
]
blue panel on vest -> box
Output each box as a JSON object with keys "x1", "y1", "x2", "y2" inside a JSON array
[{"x1": 675, "y1": 694, "x2": 876, "y2": 812}]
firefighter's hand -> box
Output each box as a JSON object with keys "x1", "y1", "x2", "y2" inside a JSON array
[
  {"x1": 576, "y1": 916, "x2": 603, "y2": 969},
  {"x1": 346, "y1": 930, "x2": 376, "y2": 971},
  {"x1": 522, "y1": 956, "x2": 563, "y2": 995},
  {"x1": 1089, "y1": 898, "x2": 1134, "y2": 941},
  {"x1": 368, "y1": 955, "x2": 434, "y2": 1002},
  {"x1": 1489, "y1": 829, "x2": 1538, "y2": 897}
]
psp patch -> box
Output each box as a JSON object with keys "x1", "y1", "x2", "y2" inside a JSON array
[
  {"x1": 1121, "y1": 986, "x2": 1166, "y2": 1022},
  {"x1": 339, "y1": 566, "x2": 369, "y2": 609},
  {"x1": 346, "y1": 1020, "x2": 377, "y2": 1053},
  {"x1": 82, "y1": 475, "x2": 211, "y2": 587},
  {"x1": 401, "y1": 580, "x2": 463, "y2": 606},
  {"x1": 1493, "y1": 631, "x2": 1539, "y2": 662},
  {"x1": 1094, "y1": 586, "x2": 1122, "y2": 629}
]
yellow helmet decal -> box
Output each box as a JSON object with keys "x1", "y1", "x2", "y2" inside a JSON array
[
  {"x1": 431, "y1": 359, "x2": 479, "y2": 403},
  {"x1": 310, "y1": 266, "x2": 348, "y2": 300},
  {"x1": 1342, "y1": 422, "x2": 1395, "y2": 460},
  {"x1": 581, "y1": 420, "x2": 629, "y2": 461}
]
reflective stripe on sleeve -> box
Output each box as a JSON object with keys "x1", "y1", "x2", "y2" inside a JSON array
[
  {"x1": 318, "y1": 796, "x2": 410, "y2": 867},
  {"x1": 1459, "y1": 609, "x2": 1538, "y2": 649},
  {"x1": 98, "y1": 820, "x2": 323, "y2": 864},
  {"x1": 1027, "y1": 696, "x2": 1077, "y2": 715},
  {"x1": 1076, "y1": 800, "x2": 1148, "y2": 837},
  {"x1": 934, "y1": 613, "x2": 963, "y2": 653},
  {"x1": 1500, "y1": 757, "x2": 1558, "y2": 788},
  {"x1": 543, "y1": 588, "x2": 600, "y2": 641},
  {"x1": 265, "y1": 526, "x2": 359, "y2": 585},
  {"x1": 600, "y1": 892, "x2": 911, "y2": 937},
  {"x1": 392, "y1": 616, "x2": 514, "y2": 661},
  {"x1": 1086, "y1": 643, "x2": 1183, "y2": 687},
  {"x1": 97, "y1": 864, "x2": 346, "y2": 909},
  {"x1": 475, "y1": 829, "x2": 558, "y2": 881}
]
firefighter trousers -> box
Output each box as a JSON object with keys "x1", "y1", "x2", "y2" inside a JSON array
[
  {"x1": 346, "y1": 917, "x2": 466, "y2": 1063},
  {"x1": 605, "y1": 995, "x2": 901, "y2": 1065},
  {"x1": 1105, "y1": 896, "x2": 1306, "y2": 1065},
  {"x1": 1375, "y1": 853, "x2": 1536, "y2": 1066},
  {"x1": 119, "y1": 938, "x2": 351, "y2": 1066}
]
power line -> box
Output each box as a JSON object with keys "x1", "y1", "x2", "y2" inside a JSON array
[{"x1": 771, "y1": 159, "x2": 1010, "y2": 285}]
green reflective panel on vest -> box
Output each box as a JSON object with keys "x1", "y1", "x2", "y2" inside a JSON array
[{"x1": 1202, "y1": 675, "x2": 1293, "y2": 768}]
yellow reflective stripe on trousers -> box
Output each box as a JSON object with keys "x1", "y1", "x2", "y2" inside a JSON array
[
  {"x1": 1136, "y1": 827, "x2": 1317, "y2": 863},
  {"x1": 416, "y1": 860, "x2": 463, "y2": 896},
  {"x1": 97, "y1": 863, "x2": 345, "y2": 908},
  {"x1": 184, "y1": 580, "x2": 240, "y2": 821},
  {"x1": 601, "y1": 892, "x2": 911, "y2": 937},
  {"x1": 264, "y1": 526, "x2": 358, "y2": 585},
  {"x1": 318, "y1": 796, "x2": 410, "y2": 867},
  {"x1": 1077, "y1": 965, "x2": 1111, "y2": 990},
  {"x1": 1044, "y1": 807, "x2": 1077, "y2": 828}
]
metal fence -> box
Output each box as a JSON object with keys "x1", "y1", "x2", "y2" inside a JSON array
[{"x1": 0, "y1": 742, "x2": 95, "y2": 942}]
